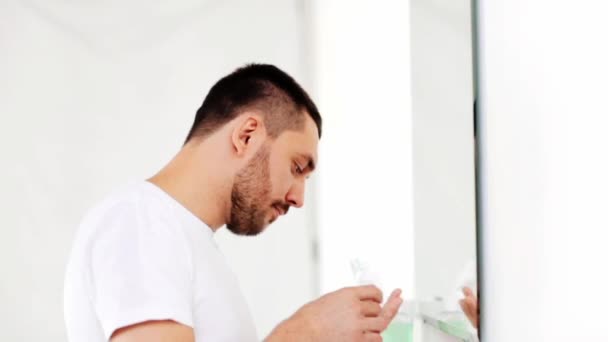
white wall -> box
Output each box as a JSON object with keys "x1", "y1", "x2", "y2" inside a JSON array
[
  {"x1": 410, "y1": 0, "x2": 477, "y2": 302},
  {"x1": 311, "y1": 0, "x2": 416, "y2": 300},
  {"x1": 0, "y1": 0, "x2": 315, "y2": 340},
  {"x1": 477, "y1": 0, "x2": 608, "y2": 340}
]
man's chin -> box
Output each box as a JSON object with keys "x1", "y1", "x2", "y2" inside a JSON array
[
  {"x1": 226, "y1": 223, "x2": 267, "y2": 236},
  {"x1": 243, "y1": 227, "x2": 265, "y2": 236}
]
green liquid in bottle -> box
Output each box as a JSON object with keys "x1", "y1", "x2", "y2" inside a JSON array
[{"x1": 381, "y1": 320, "x2": 413, "y2": 342}]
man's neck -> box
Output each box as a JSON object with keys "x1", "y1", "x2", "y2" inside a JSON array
[{"x1": 148, "y1": 145, "x2": 231, "y2": 231}]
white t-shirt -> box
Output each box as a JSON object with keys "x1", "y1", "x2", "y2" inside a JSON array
[{"x1": 64, "y1": 181, "x2": 258, "y2": 342}]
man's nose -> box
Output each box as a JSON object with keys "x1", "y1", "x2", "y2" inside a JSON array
[{"x1": 286, "y1": 180, "x2": 305, "y2": 208}]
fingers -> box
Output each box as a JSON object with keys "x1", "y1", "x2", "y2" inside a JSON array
[
  {"x1": 460, "y1": 298, "x2": 473, "y2": 317},
  {"x1": 361, "y1": 316, "x2": 388, "y2": 333},
  {"x1": 461, "y1": 296, "x2": 477, "y2": 313},
  {"x1": 380, "y1": 289, "x2": 403, "y2": 321},
  {"x1": 360, "y1": 301, "x2": 382, "y2": 317},
  {"x1": 461, "y1": 287, "x2": 479, "y2": 327},
  {"x1": 354, "y1": 285, "x2": 383, "y2": 303},
  {"x1": 459, "y1": 297, "x2": 479, "y2": 328}
]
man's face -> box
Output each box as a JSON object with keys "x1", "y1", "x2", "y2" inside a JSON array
[{"x1": 227, "y1": 116, "x2": 319, "y2": 235}]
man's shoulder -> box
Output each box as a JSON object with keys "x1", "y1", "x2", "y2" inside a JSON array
[
  {"x1": 90, "y1": 181, "x2": 166, "y2": 215},
  {"x1": 77, "y1": 181, "x2": 175, "y2": 235}
]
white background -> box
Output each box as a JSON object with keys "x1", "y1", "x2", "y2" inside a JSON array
[
  {"x1": 478, "y1": 0, "x2": 608, "y2": 340},
  {"x1": 312, "y1": 0, "x2": 416, "y2": 300}
]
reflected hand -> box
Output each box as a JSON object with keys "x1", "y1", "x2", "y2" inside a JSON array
[{"x1": 459, "y1": 287, "x2": 478, "y2": 328}]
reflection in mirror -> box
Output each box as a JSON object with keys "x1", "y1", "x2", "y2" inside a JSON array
[
  {"x1": 315, "y1": 0, "x2": 478, "y2": 341},
  {"x1": 410, "y1": 0, "x2": 478, "y2": 340}
]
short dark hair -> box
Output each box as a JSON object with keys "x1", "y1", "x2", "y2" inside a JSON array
[{"x1": 185, "y1": 64, "x2": 322, "y2": 143}]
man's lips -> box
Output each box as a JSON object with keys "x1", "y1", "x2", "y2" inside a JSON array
[{"x1": 273, "y1": 205, "x2": 288, "y2": 216}]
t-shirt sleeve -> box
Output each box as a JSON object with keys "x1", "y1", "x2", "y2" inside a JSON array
[{"x1": 88, "y1": 202, "x2": 194, "y2": 340}]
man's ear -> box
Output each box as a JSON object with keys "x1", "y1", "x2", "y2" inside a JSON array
[{"x1": 231, "y1": 115, "x2": 265, "y2": 156}]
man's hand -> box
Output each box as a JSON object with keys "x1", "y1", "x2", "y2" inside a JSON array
[
  {"x1": 459, "y1": 287, "x2": 479, "y2": 328},
  {"x1": 267, "y1": 285, "x2": 403, "y2": 342}
]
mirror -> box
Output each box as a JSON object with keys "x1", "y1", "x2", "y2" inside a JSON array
[
  {"x1": 313, "y1": 0, "x2": 478, "y2": 341},
  {"x1": 410, "y1": 0, "x2": 478, "y2": 339}
]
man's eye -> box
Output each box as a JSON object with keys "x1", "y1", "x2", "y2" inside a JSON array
[{"x1": 295, "y1": 164, "x2": 303, "y2": 174}]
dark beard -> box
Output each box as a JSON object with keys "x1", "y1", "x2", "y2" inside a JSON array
[{"x1": 227, "y1": 145, "x2": 272, "y2": 236}]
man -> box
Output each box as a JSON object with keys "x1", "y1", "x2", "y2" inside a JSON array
[{"x1": 64, "y1": 64, "x2": 402, "y2": 342}]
